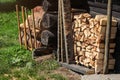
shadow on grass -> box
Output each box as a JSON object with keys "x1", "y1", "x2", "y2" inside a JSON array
[
  {"x1": 0, "y1": 39, "x2": 16, "y2": 48},
  {"x1": 0, "y1": 2, "x2": 16, "y2": 12}
]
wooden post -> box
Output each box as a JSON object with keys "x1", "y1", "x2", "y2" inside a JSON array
[
  {"x1": 16, "y1": 5, "x2": 22, "y2": 46},
  {"x1": 57, "y1": 0, "x2": 60, "y2": 62},
  {"x1": 57, "y1": 17, "x2": 60, "y2": 61},
  {"x1": 103, "y1": 0, "x2": 112, "y2": 74},
  {"x1": 59, "y1": 0, "x2": 64, "y2": 62},
  {"x1": 21, "y1": 6, "x2": 28, "y2": 49},
  {"x1": 31, "y1": 9, "x2": 37, "y2": 49},
  {"x1": 61, "y1": 0, "x2": 74, "y2": 63},
  {"x1": 61, "y1": 0, "x2": 68, "y2": 63},
  {"x1": 25, "y1": 8, "x2": 33, "y2": 51}
]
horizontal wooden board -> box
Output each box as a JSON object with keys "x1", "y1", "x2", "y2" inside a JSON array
[
  {"x1": 59, "y1": 62, "x2": 95, "y2": 74},
  {"x1": 100, "y1": 18, "x2": 117, "y2": 26},
  {"x1": 98, "y1": 43, "x2": 116, "y2": 49}
]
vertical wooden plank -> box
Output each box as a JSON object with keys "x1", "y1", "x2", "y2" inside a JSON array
[
  {"x1": 25, "y1": 8, "x2": 33, "y2": 51},
  {"x1": 61, "y1": 0, "x2": 74, "y2": 63},
  {"x1": 21, "y1": 6, "x2": 28, "y2": 49},
  {"x1": 16, "y1": 5, "x2": 22, "y2": 46},
  {"x1": 57, "y1": 0, "x2": 60, "y2": 62},
  {"x1": 60, "y1": 0, "x2": 64, "y2": 62},
  {"x1": 103, "y1": 0, "x2": 112, "y2": 74},
  {"x1": 31, "y1": 9, "x2": 37, "y2": 49},
  {"x1": 61, "y1": 0, "x2": 69, "y2": 63}
]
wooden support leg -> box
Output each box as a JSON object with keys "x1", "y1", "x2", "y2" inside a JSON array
[
  {"x1": 16, "y1": 5, "x2": 22, "y2": 46},
  {"x1": 103, "y1": 0, "x2": 112, "y2": 74},
  {"x1": 61, "y1": 0, "x2": 69, "y2": 63},
  {"x1": 57, "y1": 0, "x2": 60, "y2": 62},
  {"x1": 21, "y1": 6, "x2": 28, "y2": 49},
  {"x1": 60, "y1": 0, "x2": 64, "y2": 62},
  {"x1": 25, "y1": 8, "x2": 33, "y2": 51},
  {"x1": 31, "y1": 9, "x2": 37, "y2": 49}
]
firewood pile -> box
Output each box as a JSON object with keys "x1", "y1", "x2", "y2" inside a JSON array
[
  {"x1": 19, "y1": 6, "x2": 57, "y2": 50},
  {"x1": 20, "y1": 6, "x2": 44, "y2": 49},
  {"x1": 73, "y1": 13, "x2": 118, "y2": 73}
]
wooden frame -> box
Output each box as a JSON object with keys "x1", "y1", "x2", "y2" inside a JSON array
[{"x1": 16, "y1": 5, "x2": 41, "y2": 51}]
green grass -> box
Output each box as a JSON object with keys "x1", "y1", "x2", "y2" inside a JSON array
[
  {"x1": 50, "y1": 74, "x2": 67, "y2": 80},
  {"x1": 0, "y1": 12, "x2": 18, "y2": 48},
  {"x1": 0, "y1": 11, "x2": 67, "y2": 80}
]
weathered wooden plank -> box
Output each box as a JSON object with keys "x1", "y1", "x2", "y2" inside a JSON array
[
  {"x1": 60, "y1": 0, "x2": 64, "y2": 62},
  {"x1": 103, "y1": 0, "x2": 112, "y2": 74},
  {"x1": 31, "y1": 9, "x2": 37, "y2": 48},
  {"x1": 57, "y1": 0, "x2": 60, "y2": 62},
  {"x1": 21, "y1": 6, "x2": 28, "y2": 49},
  {"x1": 16, "y1": 5, "x2": 22, "y2": 46},
  {"x1": 90, "y1": 6, "x2": 120, "y2": 19},
  {"x1": 63, "y1": 0, "x2": 74, "y2": 63},
  {"x1": 59, "y1": 62, "x2": 95, "y2": 74},
  {"x1": 88, "y1": 1, "x2": 120, "y2": 13},
  {"x1": 100, "y1": 18, "x2": 117, "y2": 26},
  {"x1": 25, "y1": 7, "x2": 33, "y2": 50}
]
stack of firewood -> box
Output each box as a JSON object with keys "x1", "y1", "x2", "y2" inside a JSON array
[
  {"x1": 20, "y1": 6, "x2": 45, "y2": 48},
  {"x1": 73, "y1": 13, "x2": 117, "y2": 73},
  {"x1": 19, "y1": 6, "x2": 57, "y2": 50}
]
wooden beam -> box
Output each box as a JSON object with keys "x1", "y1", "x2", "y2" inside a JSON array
[
  {"x1": 60, "y1": 0, "x2": 64, "y2": 62},
  {"x1": 31, "y1": 9, "x2": 37, "y2": 48},
  {"x1": 16, "y1": 5, "x2": 22, "y2": 46},
  {"x1": 25, "y1": 8, "x2": 33, "y2": 50},
  {"x1": 90, "y1": 6, "x2": 120, "y2": 19},
  {"x1": 103, "y1": 0, "x2": 112, "y2": 74},
  {"x1": 57, "y1": 0, "x2": 60, "y2": 62},
  {"x1": 88, "y1": 1, "x2": 120, "y2": 13},
  {"x1": 61, "y1": 0, "x2": 69, "y2": 63},
  {"x1": 59, "y1": 62, "x2": 95, "y2": 74},
  {"x1": 62, "y1": 0, "x2": 74, "y2": 63},
  {"x1": 21, "y1": 6, "x2": 28, "y2": 49}
]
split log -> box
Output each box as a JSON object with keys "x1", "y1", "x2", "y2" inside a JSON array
[
  {"x1": 95, "y1": 15, "x2": 117, "y2": 26},
  {"x1": 74, "y1": 43, "x2": 77, "y2": 55},
  {"x1": 95, "y1": 53, "x2": 104, "y2": 59},
  {"x1": 76, "y1": 42, "x2": 82, "y2": 47},
  {"x1": 95, "y1": 64, "x2": 103, "y2": 74},
  {"x1": 75, "y1": 56, "x2": 79, "y2": 64},
  {"x1": 21, "y1": 32, "x2": 41, "y2": 48},
  {"x1": 100, "y1": 17, "x2": 117, "y2": 26},
  {"x1": 79, "y1": 56, "x2": 86, "y2": 65},
  {"x1": 76, "y1": 47, "x2": 81, "y2": 53},
  {"x1": 78, "y1": 51, "x2": 85, "y2": 56},
  {"x1": 84, "y1": 28, "x2": 91, "y2": 38}
]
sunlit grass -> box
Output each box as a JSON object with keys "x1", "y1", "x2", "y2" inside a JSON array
[
  {"x1": 0, "y1": 12, "x2": 18, "y2": 48},
  {"x1": 0, "y1": 11, "x2": 66, "y2": 80}
]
